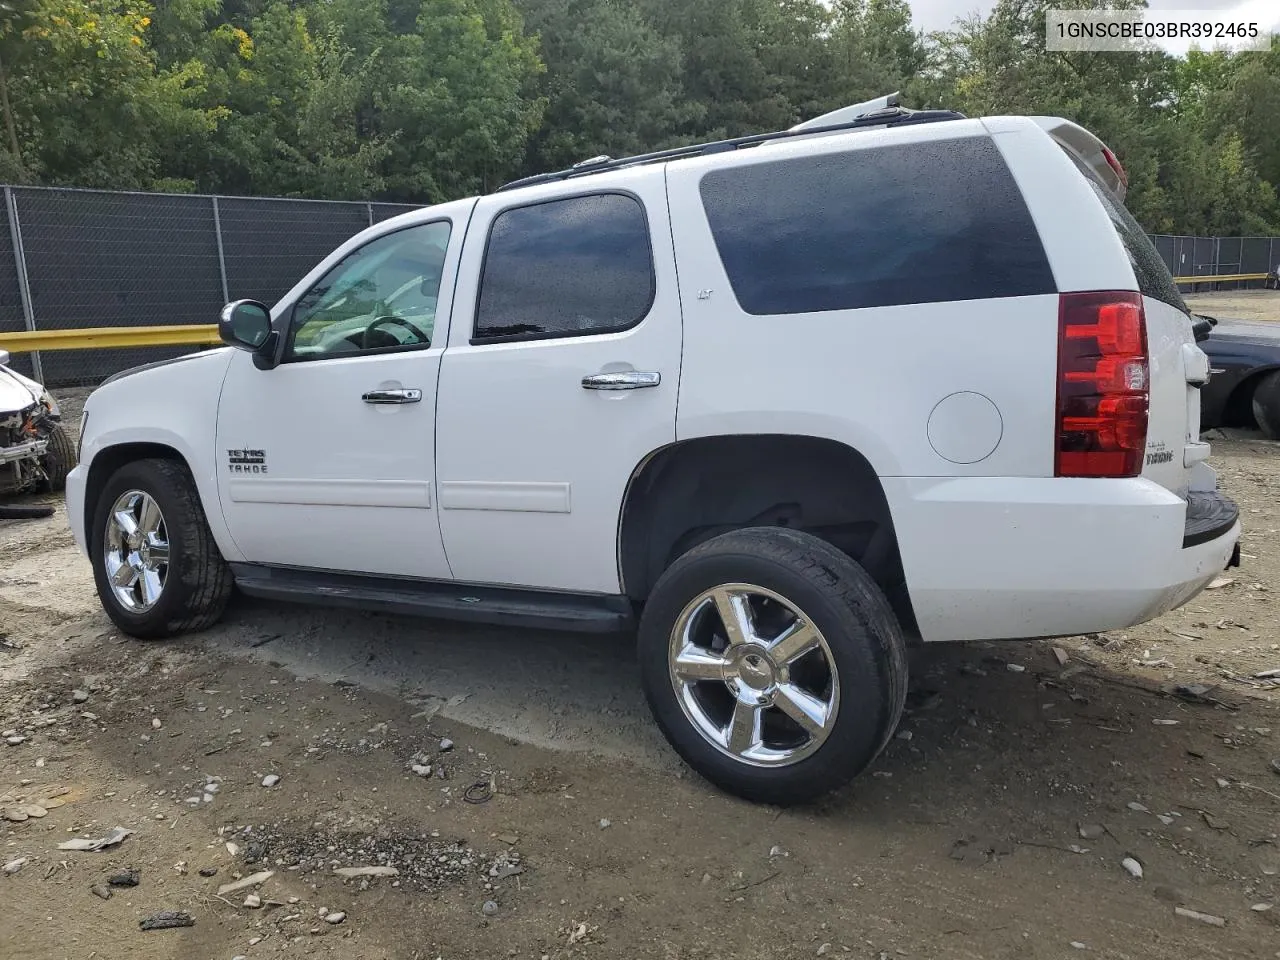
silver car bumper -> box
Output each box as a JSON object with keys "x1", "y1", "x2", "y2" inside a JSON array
[{"x1": 0, "y1": 438, "x2": 48, "y2": 465}]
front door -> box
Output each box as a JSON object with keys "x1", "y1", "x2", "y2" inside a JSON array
[
  {"x1": 215, "y1": 204, "x2": 472, "y2": 579},
  {"x1": 435, "y1": 167, "x2": 683, "y2": 593}
]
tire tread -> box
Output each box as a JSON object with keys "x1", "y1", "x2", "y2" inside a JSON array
[
  {"x1": 92, "y1": 457, "x2": 233, "y2": 639},
  {"x1": 639, "y1": 526, "x2": 908, "y2": 805},
  {"x1": 40, "y1": 423, "x2": 76, "y2": 492}
]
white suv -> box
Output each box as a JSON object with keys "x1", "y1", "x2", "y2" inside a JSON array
[{"x1": 66, "y1": 98, "x2": 1241, "y2": 804}]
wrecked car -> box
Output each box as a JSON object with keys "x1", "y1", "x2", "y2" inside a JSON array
[{"x1": 0, "y1": 348, "x2": 75, "y2": 500}]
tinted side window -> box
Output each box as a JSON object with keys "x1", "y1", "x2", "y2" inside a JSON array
[
  {"x1": 475, "y1": 193, "x2": 654, "y2": 341},
  {"x1": 1065, "y1": 152, "x2": 1189, "y2": 314},
  {"x1": 699, "y1": 136, "x2": 1056, "y2": 315}
]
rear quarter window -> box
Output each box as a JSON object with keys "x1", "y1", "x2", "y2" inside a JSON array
[
  {"x1": 698, "y1": 135, "x2": 1057, "y2": 315},
  {"x1": 1064, "y1": 152, "x2": 1189, "y2": 314}
]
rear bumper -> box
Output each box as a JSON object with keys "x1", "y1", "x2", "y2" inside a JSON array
[
  {"x1": 886, "y1": 474, "x2": 1241, "y2": 643},
  {"x1": 1183, "y1": 488, "x2": 1238, "y2": 548}
]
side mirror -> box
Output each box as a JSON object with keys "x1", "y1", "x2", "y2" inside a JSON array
[
  {"x1": 219, "y1": 299, "x2": 272, "y2": 351},
  {"x1": 0, "y1": 348, "x2": 9, "y2": 367},
  {"x1": 219, "y1": 299, "x2": 282, "y2": 369}
]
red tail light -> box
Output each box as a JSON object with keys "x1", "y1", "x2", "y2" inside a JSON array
[
  {"x1": 1102, "y1": 146, "x2": 1128, "y2": 189},
  {"x1": 1056, "y1": 291, "x2": 1148, "y2": 478}
]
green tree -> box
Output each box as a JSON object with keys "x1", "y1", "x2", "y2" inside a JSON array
[
  {"x1": 925, "y1": 0, "x2": 1280, "y2": 235},
  {"x1": 315, "y1": 0, "x2": 544, "y2": 200},
  {"x1": 1, "y1": 0, "x2": 217, "y2": 188},
  {"x1": 826, "y1": 0, "x2": 927, "y2": 109},
  {"x1": 0, "y1": 0, "x2": 1273, "y2": 235},
  {"x1": 160, "y1": 1, "x2": 388, "y2": 198},
  {"x1": 1206, "y1": 47, "x2": 1280, "y2": 192},
  {"x1": 635, "y1": 0, "x2": 793, "y2": 137},
  {"x1": 518, "y1": 0, "x2": 691, "y2": 172},
  {"x1": 743, "y1": 0, "x2": 833, "y2": 124}
]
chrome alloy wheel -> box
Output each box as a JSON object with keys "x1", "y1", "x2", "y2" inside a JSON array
[
  {"x1": 103, "y1": 490, "x2": 170, "y2": 613},
  {"x1": 668, "y1": 583, "x2": 839, "y2": 767}
]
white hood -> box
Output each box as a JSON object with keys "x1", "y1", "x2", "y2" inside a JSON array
[{"x1": 0, "y1": 360, "x2": 43, "y2": 415}]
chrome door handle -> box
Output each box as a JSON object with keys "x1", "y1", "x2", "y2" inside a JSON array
[
  {"x1": 362, "y1": 388, "x2": 422, "y2": 404},
  {"x1": 581, "y1": 371, "x2": 661, "y2": 391}
]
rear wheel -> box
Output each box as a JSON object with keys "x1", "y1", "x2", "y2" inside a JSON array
[
  {"x1": 638, "y1": 527, "x2": 907, "y2": 805},
  {"x1": 1251, "y1": 370, "x2": 1280, "y2": 441},
  {"x1": 89, "y1": 458, "x2": 233, "y2": 639}
]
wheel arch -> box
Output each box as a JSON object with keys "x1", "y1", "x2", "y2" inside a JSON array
[
  {"x1": 83, "y1": 442, "x2": 185, "y2": 540},
  {"x1": 85, "y1": 449, "x2": 236, "y2": 638},
  {"x1": 1223, "y1": 364, "x2": 1280, "y2": 430},
  {"x1": 80, "y1": 441, "x2": 244, "y2": 564},
  {"x1": 617, "y1": 433, "x2": 919, "y2": 639}
]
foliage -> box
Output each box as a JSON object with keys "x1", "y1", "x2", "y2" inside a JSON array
[
  {"x1": 1, "y1": 0, "x2": 218, "y2": 188},
  {"x1": 0, "y1": 0, "x2": 1275, "y2": 235},
  {"x1": 517, "y1": 0, "x2": 691, "y2": 172}
]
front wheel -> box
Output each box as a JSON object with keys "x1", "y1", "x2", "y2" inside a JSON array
[
  {"x1": 89, "y1": 458, "x2": 233, "y2": 639},
  {"x1": 638, "y1": 527, "x2": 908, "y2": 805}
]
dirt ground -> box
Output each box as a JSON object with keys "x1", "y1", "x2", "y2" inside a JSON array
[
  {"x1": 1186, "y1": 289, "x2": 1280, "y2": 323},
  {"x1": 5, "y1": 304, "x2": 1280, "y2": 960}
]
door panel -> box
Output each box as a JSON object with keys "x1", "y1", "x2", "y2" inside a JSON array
[
  {"x1": 435, "y1": 168, "x2": 682, "y2": 593},
  {"x1": 215, "y1": 207, "x2": 472, "y2": 579}
]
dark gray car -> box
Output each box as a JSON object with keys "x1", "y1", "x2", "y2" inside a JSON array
[{"x1": 1197, "y1": 315, "x2": 1280, "y2": 439}]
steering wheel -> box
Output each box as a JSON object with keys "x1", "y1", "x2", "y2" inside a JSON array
[{"x1": 362, "y1": 314, "x2": 430, "y2": 350}]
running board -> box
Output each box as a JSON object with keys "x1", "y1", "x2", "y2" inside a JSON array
[{"x1": 229, "y1": 564, "x2": 635, "y2": 634}]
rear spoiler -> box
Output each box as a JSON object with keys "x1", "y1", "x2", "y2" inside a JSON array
[
  {"x1": 1031, "y1": 117, "x2": 1128, "y2": 203},
  {"x1": 789, "y1": 93, "x2": 903, "y2": 131}
]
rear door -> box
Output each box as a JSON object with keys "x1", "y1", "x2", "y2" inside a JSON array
[{"x1": 434, "y1": 167, "x2": 682, "y2": 593}]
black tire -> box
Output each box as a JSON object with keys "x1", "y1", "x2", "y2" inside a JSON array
[
  {"x1": 0, "y1": 504, "x2": 55, "y2": 520},
  {"x1": 1251, "y1": 370, "x2": 1280, "y2": 441},
  {"x1": 638, "y1": 527, "x2": 908, "y2": 806},
  {"x1": 39, "y1": 423, "x2": 76, "y2": 492},
  {"x1": 89, "y1": 457, "x2": 233, "y2": 639}
]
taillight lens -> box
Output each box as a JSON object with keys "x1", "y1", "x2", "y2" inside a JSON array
[
  {"x1": 1102, "y1": 146, "x2": 1129, "y2": 189},
  {"x1": 1056, "y1": 291, "x2": 1148, "y2": 478}
]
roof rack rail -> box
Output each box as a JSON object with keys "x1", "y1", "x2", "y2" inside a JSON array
[{"x1": 496, "y1": 103, "x2": 966, "y2": 193}]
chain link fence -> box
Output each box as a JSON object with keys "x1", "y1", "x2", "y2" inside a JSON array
[
  {"x1": 1, "y1": 185, "x2": 418, "y2": 385},
  {"x1": 1151, "y1": 234, "x2": 1280, "y2": 287},
  {"x1": 1, "y1": 184, "x2": 1278, "y2": 388}
]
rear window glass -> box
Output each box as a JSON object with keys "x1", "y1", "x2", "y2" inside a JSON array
[
  {"x1": 1066, "y1": 153, "x2": 1188, "y2": 314},
  {"x1": 698, "y1": 135, "x2": 1056, "y2": 315}
]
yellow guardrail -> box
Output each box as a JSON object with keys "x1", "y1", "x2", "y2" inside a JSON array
[
  {"x1": 0, "y1": 324, "x2": 220, "y2": 353},
  {"x1": 0, "y1": 272, "x2": 1275, "y2": 354},
  {"x1": 1175, "y1": 272, "x2": 1270, "y2": 284}
]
